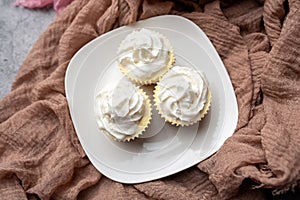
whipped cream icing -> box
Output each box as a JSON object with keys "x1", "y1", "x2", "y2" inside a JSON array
[
  {"x1": 117, "y1": 28, "x2": 172, "y2": 81},
  {"x1": 156, "y1": 66, "x2": 209, "y2": 124},
  {"x1": 95, "y1": 79, "x2": 146, "y2": 141}
]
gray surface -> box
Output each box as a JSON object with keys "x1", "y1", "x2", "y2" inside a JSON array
[{"x1": 0, "y1": 0, "x2": 55, "y2": 99}]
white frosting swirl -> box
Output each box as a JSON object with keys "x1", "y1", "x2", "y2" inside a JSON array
[
  {"x1": 95, "y1": 80, "x2": 146, "y2": 141},
  {"x1": 117, "y1": 28, "x2": 172, "y2": 81},
  {"x1": 156, "y1": 66, "x2": 209, "y2": 124}
]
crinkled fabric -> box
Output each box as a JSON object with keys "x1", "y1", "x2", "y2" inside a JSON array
[{"x1": 1, "y1": 0, "x2": 300, "y2": 199}]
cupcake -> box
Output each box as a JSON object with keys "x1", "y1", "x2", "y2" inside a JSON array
[
  {"x1": 154, "y1": 66, "x2": 211, "y2": 126},
  {"x1": 117, "y1": 28, "x2": 175, "y2": 85},
  {"x1": 94, "y1": 79, "x2": 152, "y2": 142}
]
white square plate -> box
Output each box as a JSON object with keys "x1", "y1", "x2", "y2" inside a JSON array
[{"x1": 65, "y1": 15, "x2": 238, "y2": 183}]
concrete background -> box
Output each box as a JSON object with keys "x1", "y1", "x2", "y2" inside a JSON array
[{"x1": 0, "y1": 0, "x2": 55, "y2": 99}]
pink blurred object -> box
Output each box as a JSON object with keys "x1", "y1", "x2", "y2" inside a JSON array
[{"x1": 14, "y1": 0, "x2": 74, "y2": 13}]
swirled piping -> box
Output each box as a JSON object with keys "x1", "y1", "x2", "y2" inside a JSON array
[
  {"x1": 118, "y1": 28, "x2": 172, "y2": 82},
  {"x1": 95, "y1": 80, "x2": 146, "y2": 140},
  {"x1": 156, "y1": 66, "x2": 209, "y2": 124}
]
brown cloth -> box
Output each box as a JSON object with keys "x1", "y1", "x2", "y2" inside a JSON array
[{"x1": 1, "y1": 0, "x2": 300, "y2": 199}]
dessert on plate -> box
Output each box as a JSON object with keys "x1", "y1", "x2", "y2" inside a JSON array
[
  {"x1": 117, "y1": 28, "x2": 175, "y2": 85},
  {"x1": 154, "y1": 65, "x2": 211, "y2": 126},
  {"x1": 94, "y1": 79, "x2": 152, "y2": 142}
]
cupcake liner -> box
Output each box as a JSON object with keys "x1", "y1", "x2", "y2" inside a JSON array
[
  {"x1": 117, "y1": 29, "x2": 175, "y2": 85},
  {"x1": 154, "y1": 85, "x2": 211, "y2": 127}
]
